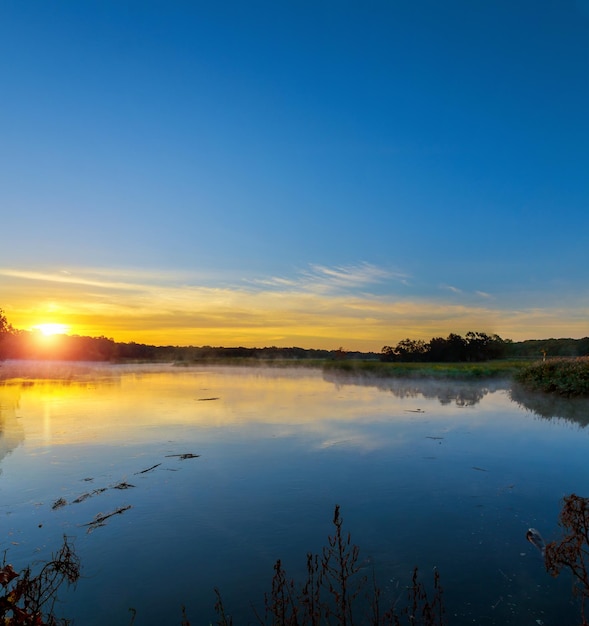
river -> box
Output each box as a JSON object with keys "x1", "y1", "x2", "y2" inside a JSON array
[{"x1": 0, "y1": 361, "x2": 587, "y2": 624}]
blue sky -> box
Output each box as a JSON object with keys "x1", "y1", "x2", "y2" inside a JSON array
[{"x1": 1, "y1": 1, "x2": 588, "y2": 350}]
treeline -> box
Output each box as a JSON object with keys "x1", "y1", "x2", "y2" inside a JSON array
[
  {"x1": 508, "y1": 337, "x2": 589, "y2": 359},
  {"x1": 381, "y1": 332, "x2": 589, "y2": 363},
  {"x1": 0, "y1": 331, "x2": 119, "y2": 361},
  {"x1": 0, "y1": 329, "x2": 370, "y2": 362},
  {"x1": 0, "y1": 310, "x2": 364, "y2": 361},
  {"x1": 381, "y1": 331, "x2": 508, "y2": 362}
]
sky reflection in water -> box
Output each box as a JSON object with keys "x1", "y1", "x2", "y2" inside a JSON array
[{"x1": 0, "y1": 363, "x2": 588, "y2": 625}]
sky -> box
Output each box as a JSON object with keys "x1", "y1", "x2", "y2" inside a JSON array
[{"x1": 1, "y1": 0, "x2": 588, "y2": 351}]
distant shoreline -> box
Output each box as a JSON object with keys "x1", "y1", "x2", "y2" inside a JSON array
[{"x1": 2, "y1": 356, "x2": 588, "y2": 397}]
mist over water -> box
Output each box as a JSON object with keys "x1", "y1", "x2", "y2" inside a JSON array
[{"x1": 0, "y1": 363, "x2": 587, "y2": 624}]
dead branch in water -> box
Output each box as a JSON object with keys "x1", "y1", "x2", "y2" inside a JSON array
[
  {"x1": 135, "y1": 463, "x2": 162, "y2": 474},
  {"x1": 82, "y1": 505, "x2": 132, "y2": 531},
  {"x1": 113, "y1": 481, "x2": 135, "y2": 490}
]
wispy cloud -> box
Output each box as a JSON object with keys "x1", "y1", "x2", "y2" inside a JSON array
[
  {"x1": 250, "y1": 262, "x2": 410, "y2": 293},
  {"x1": 440, "y1": 284, "x2": 494, "y2": 300},
  {"x1": 301, "y1": 262, "x2": 410, "y2": 291},
  {"x1": 0, "y1": 266, "x2": 235, "y2": 290},
  {"x1": 440, "y1": 284, "x2": 462, "y2": 294}
]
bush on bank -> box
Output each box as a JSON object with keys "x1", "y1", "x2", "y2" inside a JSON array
[{"x1": 515, "y1": 357, "x2": 589, "y2": 397}]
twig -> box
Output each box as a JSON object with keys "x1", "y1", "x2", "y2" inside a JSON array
[
  {"x1": 135, "y1": 463, "x2": 162, "y2": 474},
  {"x1": 82, "y1": 505, "x2": 132, "y2": 527}
]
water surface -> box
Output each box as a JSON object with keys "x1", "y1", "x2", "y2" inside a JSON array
[{"x1": 1, "y1": 362, "x2": 587, "y2": 624}]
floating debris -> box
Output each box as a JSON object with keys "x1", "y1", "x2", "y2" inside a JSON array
[
  {"x1": 81, "y1": 477, "x2": 94, "y2": 482},
  {"x1": 135, "y1": 463, "x2": 161, "y2": 475},
  {"x1": 83, "y1": 505, "x2": 132, "y2": 532},
  {"x1": 72, "y1": 493, "x2": 91, "y2": 504},
  {"x1": 197, "y1": 397, "x2": 219, "y2": 401},
  {"x1": 426, "y1": 436, "x2": 444, "y2": 440},
  {"x1": 165, "y1": 453, "x2": 200, "y2": 460},
  {"x1": 52, "y1": 498, "x2": 67, "y2": 510},
  {"x1": 526, "y1": 528, "x2": 546, "y2": 557},
  {"x1": 405, "y1": 409, "x2": 425, "y2": 413},
  {"x1": 472, "y1": 466, "x2": 489, "y2": 472},
  {"x1": 73, "y1": 488, "x2": 107, "y2": 503},
  {"x1": 113, "y1": 481, "x2": 135, "y2": 490}
]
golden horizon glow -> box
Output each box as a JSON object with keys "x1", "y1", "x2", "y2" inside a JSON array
[{"x1": 3, "y1": 265, "x2": 588, "y2": 351}]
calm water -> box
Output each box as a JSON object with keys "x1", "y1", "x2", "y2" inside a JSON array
[{"x1": 1, "y1": 362, "x2": 588, "y2": 625}]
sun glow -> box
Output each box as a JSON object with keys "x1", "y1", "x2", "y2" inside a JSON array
[{"x1": 33, "y1": 323, "x2": 70, "y2": 336}]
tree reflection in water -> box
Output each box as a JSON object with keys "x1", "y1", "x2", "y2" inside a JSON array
[
  {"x1": 510, "y1": 383, "x2": 589, "y2": 427},
  {"x1": 322, "y1": 370, "x2": 508, "y2": 407},
  {"x1": 323, "y1": 370, "x2": 589, "y2": 427}
]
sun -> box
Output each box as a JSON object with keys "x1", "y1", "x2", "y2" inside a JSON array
[{"x1": 33, "y1": 323, "x2": 70, "y2": 336}]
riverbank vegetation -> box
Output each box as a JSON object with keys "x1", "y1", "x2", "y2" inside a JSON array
[
  {"x1": 326, "y1": 357, "x2": 589, "y2": 396},
  {"x1": 0, "y1": 536, "x2": 80, "y2": 625},
  {"x1": 514, "y1": 357, "x2": 589, "y2": 397},
  {"x1": 545, "y1": 494, "x2": 589, "y2": 625},
  {"x1": 323, "y1": 359, "x2": 527, "y2": 379}
]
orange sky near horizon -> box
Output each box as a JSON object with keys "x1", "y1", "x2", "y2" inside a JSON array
[{"x1": 3, "y1": 266, "x2": 587, "y2": 351}]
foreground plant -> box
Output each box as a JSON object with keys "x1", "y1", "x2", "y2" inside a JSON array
[
  {"x1": 203, "y1": 505, "x2": 445, "y2": 626},
  {"x1": 0, "y1": 536, "x2": 80, "y2": 625},
  {"x1": 545, "y1": 494, "x2": 589, "y2": 624}
]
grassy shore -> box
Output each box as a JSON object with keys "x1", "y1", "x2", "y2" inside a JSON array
[
  {"x1": 180, "y1": 357, "x2": 529, "y2": 378},
  {"x1": 324, "y1": 358, "x2": 589, "y2": 396},
  {"x1": 322, "y1": 358, "x2": 529, "y2": 379}
]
